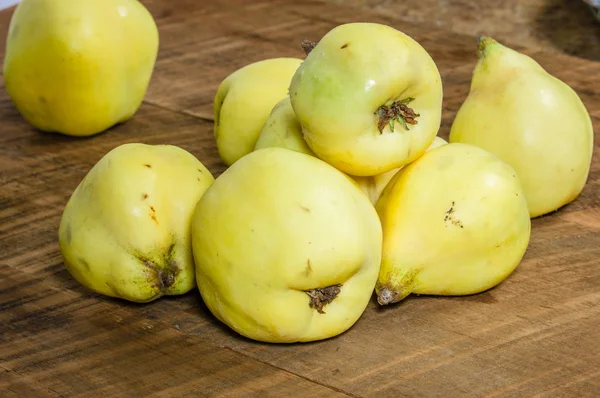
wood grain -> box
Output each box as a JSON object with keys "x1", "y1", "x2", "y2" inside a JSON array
[
  {"x1": 1, "y1": 0, "x2": 599, "y2": 396},
  {"x1": 0, "y1": 265, "x2": 347, "y2": 397}
]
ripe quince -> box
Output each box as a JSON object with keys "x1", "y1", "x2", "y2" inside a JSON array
[
  {"x1": 289, "y1": 22, "x2": 443, "y2": 176},
  {"x1": 191, "y1": 147, "x2": 382, "y2": 343},
  {"x1": 58, "y1": 143, "x2": 214, "y2": 303},
  {"x1": 3, "y1": 0, "x2": 159, "y2": 137},
  {"x1": 450, "y1": 37, "x2": 594, "y2": 218},
  {"x1": 376, "y1": 143, "x2": 531, "y2": 305}
]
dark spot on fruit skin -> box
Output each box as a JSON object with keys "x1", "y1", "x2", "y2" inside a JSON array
[
  {"x1": 197, "y1": 168, "x2": 203, "y2": 173},
  {"x1": 142, "y1": 193, "x2": 148, "y2": 200},
  {"x1": 149, "y1": 206, "x2": 158, "y2": 224},
  {"x1": 341, "y1": 43, "x2": 349, "y2": 49},
  {"x1": 304, "y1": 259, "x2": 312, "y2": 277},
  {"x1": 300, "y1": 205, "x2": 311, "y2": 213},
  {"x1": 144, "y1": 164, "x2": 152, "y2": 168}
]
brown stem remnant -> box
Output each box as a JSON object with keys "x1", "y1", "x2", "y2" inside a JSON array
[
  {"x1": 305, "y1": 284, "x2": 342, "y2": 314},
  {"x1": 301, "y1": 40, "x2": 317, "y2": 55},
  {"x1": 160, "y1": 269, "x2": 176, "y2": 288},
  {"x1": 143, "y1": 261, "x2": 177, "y2": 289},
  {"x1": 376, "y1": 98, "x2": 420, "y2": 134},
  {"x1": 377, "y1": 288, "x2": 399, "y2": 306},
  {"x1": 138, "y1": 243, "x2": 179, "y2": 290}
]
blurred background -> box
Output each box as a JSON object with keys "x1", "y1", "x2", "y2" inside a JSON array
[
  {"x1": 1, "y1": 0, "x2": 599, "y2": 61},
  {"x1": 324, "y1": 0, "x2": 600, "y2": 61}
]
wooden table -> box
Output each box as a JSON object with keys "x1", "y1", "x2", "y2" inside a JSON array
[{"x1": 1, "y1": 1, "x2": 599, "y2": 396}]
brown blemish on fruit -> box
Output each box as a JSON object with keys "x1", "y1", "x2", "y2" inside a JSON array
[
  {"x1": 305, "y1": 284, "x2": 342, "y2": 314},
  {"x1": 304, "y1": 259, "x2": 313, "y2": 277},
  {"x1": 300, "y1": 205, "x2": 311, "y2": 213},
  {"x1": 301, "y1": 39, "x2": 317, "y2": 55},
  {"x1": 142, "y1": 193, "x2": 148, "y2": 200},
  {"x1": 341, "y1": 43, "x2": 349, "y2": 49},
  {"x1": 149, "y1": 206, "x2": 158, "y2": 224},
  {"x1": 144, "y1": 164, "x2": 152, "y2": 168},
  {"x1": 444, "y1": 201, "x2": 464, "y2": 228},
  {"x1": 197, "y1": 168, "x2": 203, "y2": 173}
]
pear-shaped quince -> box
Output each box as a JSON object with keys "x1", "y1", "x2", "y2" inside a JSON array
[
  {"x1": 3, "y1": 0, "x2": 159, "y2": 137},
  {"x1": 191, "y1": 147, "x2": 382, "y2": 343},
  {"x1": 376, "y1": 143, "x2": 531, "y2": 305},
  {"x1": 449, "y1": 37, "x2": 594, "y2": 218},
  {"x1": 214, "y1": 57, "x2": 303, "y2": 166},
  {"x1": 58, "y1": 143, "x2": 215, "y2": 303},
  {"x1": 289, "y1": 22, "x2": 443, "y2": 177}
]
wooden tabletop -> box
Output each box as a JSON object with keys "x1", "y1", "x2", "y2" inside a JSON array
[{"x1": 1, "y1": 1, "x2": 599, "y2": 396}]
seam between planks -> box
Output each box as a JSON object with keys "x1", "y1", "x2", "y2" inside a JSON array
[
  {"x1": 220, "y1": 345, "x2": 359, "y2": 398},
  {"x1": 142, "y1": 98, "x2": 214, "y2": 123}
]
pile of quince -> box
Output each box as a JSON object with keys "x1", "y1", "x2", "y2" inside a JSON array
[{"x1": 4, "y1": 2, "x2": 593, "y2": 344}]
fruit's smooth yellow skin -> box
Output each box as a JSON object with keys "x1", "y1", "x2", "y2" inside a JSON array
[
  {"x1": 191, "y1": 147, "x2": 382, "y2": 343},
  {"x1": 58, "y1": 143, "x2": 214, "y2": 303},
  {"x1": 289, "y1": 22, "x2": 443, "y2": 177},
  {"x1": 3, "y1": 0, "x2": 159, "y2": 137},
  {"x1": 375, "y1": 143, "x2": 531, "y2": 305},
  {"x1": 449, "y1": 37, "x2": 594, "y2": 218},
  {"x1": 354, "y1": 136, "x2": 448, "y2": 203},
  {"x1": 254, "y1": 97, "x2": 316, "y2": 156},
  {"x1": 214, "y1": 57, "x2": 303, "y2": 166}
]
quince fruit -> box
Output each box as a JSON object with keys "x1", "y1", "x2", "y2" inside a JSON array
[
  {"x1": 449, "y1": 37, "x2": 594, "y2": 218},
  {"x1": 376, "y1": 143, "x2": 531, "y2": 305},
  {"x1": 191, "y1": 147, "x2": 382, "y2": 343},
  {"x1": 58, "y1": 143, "x2": 214, "y2": 303},
  {"x1": 3, "y1": 0, "x2": 159, "y2": 137},
  {"x1": 289, "y1": 22, "x2": 443, "y2": 176}
]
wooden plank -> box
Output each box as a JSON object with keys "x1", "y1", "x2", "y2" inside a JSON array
[
  {"x1": 1, "y1": 369, "x2": 57, "y2": 398},
  {"x1": 0, "y1": 266, "x2": 348, "y2": 397}
]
